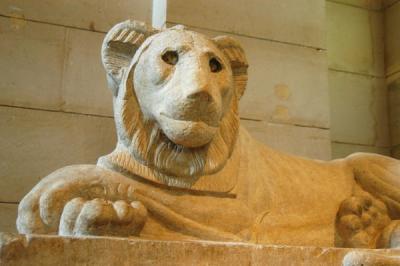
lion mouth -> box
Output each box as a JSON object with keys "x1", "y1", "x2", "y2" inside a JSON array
[{"x1": 158, "y1": 113, "x2": 219, "y2": 148}]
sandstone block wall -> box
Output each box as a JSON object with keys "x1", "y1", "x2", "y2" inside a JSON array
[
  {"x1": 327, "y1": 0, "x2": 391, "y2": 158},
  {"x1": 385, "y1": 0, "x2": 400, "y2": 158}
]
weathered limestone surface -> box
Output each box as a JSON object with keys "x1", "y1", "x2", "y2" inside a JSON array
[
  {"x1": 385, "y1": 1, "x2": 400, "y2": 159},
  {"x1": 327, "y1": 1, "x2": 389, "y2": 159},
  {"x1": 0, "y1": 106, "x2": 116, "y2": 202},
  {"x1": 330, "y1": 0, "x2": 384, "y2": 10},
  {"x1": 167, "y1": 0, "x2": 326, "y2": 49},
  {"x1": 0, "y1": 205, "x2": 17, "y2": 234},
  {"x1": 1, "y1": 234, "x2": 400, "y2": 266},
  {"x1": 241, "y1": 120, "x2": 331, "y2": 160},
  {"x1": 0, "y1": 0, "x2": 152, "y2": 32},
  {"x1": 62, "y1": 28, "x2": 113, "y2": 116},
  {"x1": 238, "y1": 38, "x2": 328, "y2": 127},
  {"x1": 393, "y1": 145, "x2": 400, "y2": 158},
  {"x1": 384, "y1": 0, "x2": 400, "y2": 8},
  {"x1": 329, "y1": 71, "x2": 389, "y2": 147},
  {"x1": 385, "y1": 1, "x2": 400, "y2": 76},
  {"x1": 327, "y1": 1, "x2": 384, "y2": 77},
  {"x1": 388, "y1": 80, "x2": 400, "y2": 147},
  {"x1": 0, "y1": 17, "x2": 113, "y2": 116},
  {"x1": 0, "y1": 17, "x2": 65, "y2": 111}
]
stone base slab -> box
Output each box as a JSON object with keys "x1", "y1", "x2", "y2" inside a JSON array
[{"x1": 1, "y1": 233, "x2": 400, "y2": 265}]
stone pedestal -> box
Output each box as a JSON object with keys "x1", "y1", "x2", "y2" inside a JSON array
[{"x1": 1, "y1": 233, "x2": 400, "y2": 266}]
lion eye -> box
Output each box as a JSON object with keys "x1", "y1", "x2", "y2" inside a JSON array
[
  {"x1": 209, "y1": 58, "x2": 222, "y2": 73},
  {"x1": 162, "y1": 51, "x2": 178, "y2": 65}
]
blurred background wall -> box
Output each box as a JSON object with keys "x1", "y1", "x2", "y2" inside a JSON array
[
  {"x1": 328, "y1": 1, "x2": 387, "y2": 158},
  {"x1": 0, "y1": 0, "x2": 399, "y2": 232}
]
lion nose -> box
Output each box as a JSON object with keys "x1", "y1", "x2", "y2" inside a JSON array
[
  {"x1": 186, "y1": 74, "x2": 216, "y2": 104},
  {"x1": 184, "y1": 89, "x2": 220, "y2": 124}
]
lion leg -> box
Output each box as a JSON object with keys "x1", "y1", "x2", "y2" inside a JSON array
[{"x1": 17, "y1": 165, "x2": 147, "y2": 237}]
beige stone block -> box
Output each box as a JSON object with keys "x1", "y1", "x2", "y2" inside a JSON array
[
  {"x1": 2, "y1": 234, "x2": 400, "y2": 266},
  {"x1": 240, "y1": 38, "x2": 329, "y2": 128},
  {"x1": 62, "y1": 29, "x2": 113, "y2": 116},
  {"x1": 0, "y1": 17, "x2": 64, "y2": 110},
  {"x1": 330, "y1": 0, "x2": 383, "y2": 10},
  {"x1": 329, "y1": 71, "x2": 390, "y2": 146},
  {"x1": 389, "y1": 82, "x2": 400, "y2": 146},
  {"x1": 383, "y1": 0, "x2": 400, "y2": 8},
  {"x1": 0, "y1": 0, "x2": 152, "y2": 32},
  {"x1": 327, "y1": 2, "x2": 384, "y2": 76},
  {"x1": 0, "y1": 106, "x2": 116, "y2": 202},
  {"x1": 176, "y1": 25, "x2": 330, "y2": 128},
  {"x1": 241, "y1": 120, "x2": 331, "y2": 160},
  {"x1": 0, "y1": 16, "x2": 114, "y2": 117},
  {"x1": 331, "y1": 142, "x2": 391, "y2": 159},
  {"x1": 0, "y1": 204, "x2": 17, "y2": 233},
  {"x1": 385, "y1": 1, "x2": 400, "y2": 76},
  {"x1": 393, "y1": 145, "x2": 400, "y2": 159},
  {"x1": 167, "y1": 0, "x2": 326, "y2": 49}
]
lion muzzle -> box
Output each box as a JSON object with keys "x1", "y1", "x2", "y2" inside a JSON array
[{"x1": 158, "y1": 113, "x2": 219, "y2": 148}]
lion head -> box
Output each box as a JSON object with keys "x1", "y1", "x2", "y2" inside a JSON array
[{"x1": 100, "y1": 20, "x2": 248, "y2": 182}]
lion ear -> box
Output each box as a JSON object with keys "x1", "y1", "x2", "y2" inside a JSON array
[
  {"x1": 213, "y1": 36, "x2": 249, "y2": 99},
  {"x1": 101, "y1": 20, "x2": 158, "y2": 95}
]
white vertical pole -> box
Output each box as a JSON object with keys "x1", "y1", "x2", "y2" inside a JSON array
[{"x1": 152, "y1": 0, "x2": 167, "y2": 29}]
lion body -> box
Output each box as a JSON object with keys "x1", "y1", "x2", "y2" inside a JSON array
[
  {"x1": 17, "y1": 20, "x2": 400, "y2": 251},
  {"x1": 113, "y1": 127, "x2": 357, "y2": 246},
  {"x1": 19, "y1": 127, "x2": 358, "y2": 246}
]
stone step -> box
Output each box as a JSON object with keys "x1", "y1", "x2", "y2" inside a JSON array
[{"x1": 1, "y1": 233, "x2": 400, "y2": 266}]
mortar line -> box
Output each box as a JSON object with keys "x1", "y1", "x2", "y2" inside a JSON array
[
  {"x1": 167, "y1": 21, "x2": 327, "y2": 52},
  {"x1": 0, "y1": 201, "x2": 19, "y2": 204},
  {"x1": 240, "y1": 117, "x2": 330, "y2": 130},
  {"x1": 292, "y1": 123, "x2": 330, "y2": 130},
  {"x1": 384, "y1": 0, "x2": 400, "y2": 9},
  {"x1": 386, "y1": 70, "x2": 400, "y2": 79},
  {"x1": 0, "y1": 14, "x2": 107, "y2": 34},
  {"x1": 239, "y1": 117, "x2": 263, "y2": 122},
  {"x1": 326, "y1": 0, "x2": 382, "y2": 11},
  {"x1": 332, "y1": 140, "x2": 391, "y2": 148},
  {"x1": 1, "y1": 105, "x2": 329, "y2": 131},
  {"x1": 0, "y1": 104, "x2": 114, "y2": 119},
  {"x1": 329, "y1": 68, "x2": 384, "y2": 79}
]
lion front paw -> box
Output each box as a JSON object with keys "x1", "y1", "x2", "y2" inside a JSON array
[
  {"x1": 336, "y1": 194, "x2": 391, "y2": 248},
  {"x1": 59, "y1": 198, "x2": 147, "y2": 237},
  {"x1": 16, "y1": 165, "x2": 149, "y2": 237}
]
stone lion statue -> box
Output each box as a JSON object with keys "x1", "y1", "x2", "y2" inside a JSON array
[{"x1": 17, "y1": 20, "x2": 400, "y2": 264}]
